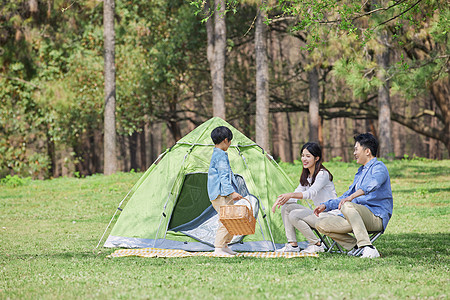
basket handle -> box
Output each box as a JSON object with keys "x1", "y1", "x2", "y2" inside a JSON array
[{"x1": 237, "y1": 196, "x2": 253, "y2": 216}]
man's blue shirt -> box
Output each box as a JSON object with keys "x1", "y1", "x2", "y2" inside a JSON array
[
  {"x1": 321, "y1": 158, "x2": 393, "y2": 230},
  {"x1": 207, "y1": 147, "x2": 238, "y2": 201}
]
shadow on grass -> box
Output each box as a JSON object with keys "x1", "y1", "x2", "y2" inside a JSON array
[
  {"x1": 380, "y1": 232, "x2": 449, "y2": 253},
  {"x1": 4, "y1": 233, "x2": 448, "y2": 267},
  {"x1": 3, "y1": 251, "x2": 103, "y2": 261},
  {"x1": 388, "y1": 164, "x2": 450, "y2": 178},
  {"x1": 321, "y1": 233, "x2": 449, "y2": 264},
  {"x1": 393, "y1": 187, "x2": 450, "y2": 194}
]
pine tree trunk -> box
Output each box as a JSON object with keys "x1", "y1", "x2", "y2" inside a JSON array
[
  {"x1": 205, "y1": 0, "x2": 216, "y2": 113},
  {"x1": 167, "y1": 120, "x2": 182, "y2": 142},
  {"x1": 392, "y1": 121, "x2": 401, "y2": 159},
  {"x1": 46, "y1": 131, "x2": 56, "y2": 177},
  {"x1": 150, "y1": 122, "x2": 162, "y2": 162},
  {"x1": 286, "y1": 112, "x2": 293, "y2": 162},
  {"x1": 139, "y1": 129, "x2": 147, "y2": 170},
  {"x1": 212, "y1": 0, "x2": 226, "y2": 118},
  {"x1": 93, "y1": 129, "x2": 103, "y2": 173},
  {"x1": 331, "y1": 118, "x2": 347, "y2": 161},
  {"x1": 272, "y1": 112, "x2": 293, "y2": 162},
  {"x1": 129, "y1": 132, "x2": 138, "y2": 171},
  {"x1": 103, "y1": 0, "x2": 117, "y2": 174},
  {"x1": 255, "y1": 5, "x2": 269, "y2": 152},
  {"x1": 308, "y1": 66, "x2": 320, "y2": 143},
  {"x1": 339, "y1": 118, "x2": 348, "y2": 161},
  {"x1": 272, "y1": 113, "x2": 282, "y2": 160},
  {"x1": 430, "y1": 78, "x2": 450, "y2": 155},
  {"x1": 376, "y1": 36, "x2": 393, "y2": 159},
  {"x1": 73, "y1": 132, "x2": 92, "y2": 176},
  {"x1": 118, "y1": 135, "x2": 128, "y2": 171},
  {"x1": 46, "y1": 0, "x2": 51, "y2": 18},
  {"x1": 29, "y1": 0, "x2": 38, "y2": 14}
]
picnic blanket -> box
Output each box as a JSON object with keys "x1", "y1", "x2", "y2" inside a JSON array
[{"x1": 108, "y1": 248, "x2": 319, "y2": 258}]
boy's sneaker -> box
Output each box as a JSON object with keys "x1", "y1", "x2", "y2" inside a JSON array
[
  {"x1": 276, "y1": 243, "x2": 300, "y2": 252},
  {"x1": 214, "y1": 248, "x2": 235, "y2": 257},
  {"x1": 300, "y1": 243, "x2": 325, "y2": 254},
  {"x1": 360, "y1": 246, "x2": 380, "y2": 258},
  {"x1": 223, "y1": 246, "x2": 237, "y2": 255}
]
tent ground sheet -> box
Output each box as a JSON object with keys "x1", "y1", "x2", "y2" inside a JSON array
[{"x1": 108, "y1": 248, "x2": 319, "y2": 258}]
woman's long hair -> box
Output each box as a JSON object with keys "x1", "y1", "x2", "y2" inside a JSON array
[{"x1": 299, "y1": 142, "x2": 333, "y2": 186}]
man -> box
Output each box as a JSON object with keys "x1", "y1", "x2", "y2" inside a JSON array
[{"x1": 314, "y1": 133, "x2": 393, "y2": 258}]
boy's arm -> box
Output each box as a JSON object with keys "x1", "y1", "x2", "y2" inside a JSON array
[{"x1": 217, "y1": 157, "x2": 236, "y2": 196}]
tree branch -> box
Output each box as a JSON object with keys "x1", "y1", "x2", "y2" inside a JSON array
[
  {"x1": 268, "y1": 100, "x2": 446, "y2": 144},
  {"x1": 375, "y1": 0, "x2": 424, "y2": 28},
  {"x1": 0, "y1": 74, "x2": 40, "y2": 89}
]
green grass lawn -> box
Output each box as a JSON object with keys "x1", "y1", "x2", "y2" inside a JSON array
[{"x1": 1, "y1": 159, "x2": 449, "y2": 299}]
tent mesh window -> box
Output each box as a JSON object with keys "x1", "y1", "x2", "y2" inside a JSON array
[{"x1": 167, "y1": 173, "x2": 211, "y2": 230}]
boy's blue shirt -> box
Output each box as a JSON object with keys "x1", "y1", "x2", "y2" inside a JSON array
[
  {"x1": 207, "y1": 147, "x2": 238, "y2": 201},
  {"x1": 321, "y1": 158, "x2": 393, "y2": 230}
]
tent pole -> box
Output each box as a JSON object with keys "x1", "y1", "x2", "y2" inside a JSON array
[
  {"x1": 257, "y1": 203, "x2": 277, "y2": 251},
  {"x1": 153, "y1": 149, "x2": 191, "y2": 247},
  {"x1": 153, "y1": 201, "x2": 168, "y2": 248},
  {"x1": 260, "y1": 213, "x2": 277, "y2": 251},
  {"x1": 94, "y1": 150, "x2": 170, "y2": 250},
  {"x1": 236, "y1": 146, "x2": 277, "y2": 251},
  {"x1": 94, "y1": 188, "x2": 133, "y2": 250}
]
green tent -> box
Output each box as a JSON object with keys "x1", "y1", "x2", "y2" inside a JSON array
[{"x1": 102, "y1": 117, "x2": 296, "y2": 251}]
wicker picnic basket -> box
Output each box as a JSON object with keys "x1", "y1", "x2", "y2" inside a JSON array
[{"x1": 219, "y1": 197, "x2": 256, "y2": 235}]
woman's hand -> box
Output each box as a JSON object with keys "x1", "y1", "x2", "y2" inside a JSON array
[
  {"x1": 313, "y1": 204, "x2": 326, "y2": 216},
  {"x1": 277, "y1": 193, "x2": 292, "y2": 205},
  {"x1": 271, "y1": 193, "x2": 292, "y2": 213},
  {"x1": 271, "y1": 202, "x2": 278, "y2": 213}
]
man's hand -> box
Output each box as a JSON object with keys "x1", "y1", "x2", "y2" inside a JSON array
[
  {"x1": 338, "y1": 197, "x2": 353, "y2": 210},
  {"x1": 314, "y1": 204, "x2": 326, "y2": 217},
  {"x1": 230, "y1": 192, "x2": 243, "y2": 201},
  {"x1": 338, "y1": 189, "x2": 363, "y2": 209}
]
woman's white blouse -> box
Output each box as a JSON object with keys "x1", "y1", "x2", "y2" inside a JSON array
[{"x1": 288, "y1": 169, "x2": 338, "y2": 207}]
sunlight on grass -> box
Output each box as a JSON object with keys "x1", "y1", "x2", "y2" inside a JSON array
[{"x1": 1, "y1": 160, "x2": 449, "y2": 299}]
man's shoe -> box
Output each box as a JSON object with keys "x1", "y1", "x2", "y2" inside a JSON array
[
  {"x1": 300, "y1": 243, "x2": 325, "y2": 254},
  {"x1": 223, "y1": 246, "x2": 237, "y2": 255},
  {"x1": 360, "y1": 246, "x2": 380, "y2": 258},
  {"x1": 276, "y1": 243, "x2": 300, "y2": 252},
  {"x1": 214, "y1": 248, "x2": 235, "y2": 257}
]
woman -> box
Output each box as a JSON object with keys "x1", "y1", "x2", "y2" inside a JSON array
[{"x1": 272, "y1": 142, "x2": 339, "y2": 253}]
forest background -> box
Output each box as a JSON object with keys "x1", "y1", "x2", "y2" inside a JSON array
[{"x1": 0, "y1": 0, "x2": 448, "y2": 179}]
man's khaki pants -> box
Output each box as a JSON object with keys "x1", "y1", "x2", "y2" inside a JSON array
[
  {"x1": 211, "y1": 195, "x2": 234, "y2": 248},
  {"x1": 316, "y1": 202, "x2": 383, "y2": 250}
]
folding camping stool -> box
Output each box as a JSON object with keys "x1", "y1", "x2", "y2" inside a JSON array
[
  {"x1": 311, "y1": 227, "x2": 344, "y2": 253},
  {"x1": 312, "y1": 228, "x2": 384, "y2": 255}
]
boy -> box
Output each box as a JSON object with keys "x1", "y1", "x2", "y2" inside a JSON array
[{"x1": 207, "y1": 126, "x2": 243, "y2": 256}]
